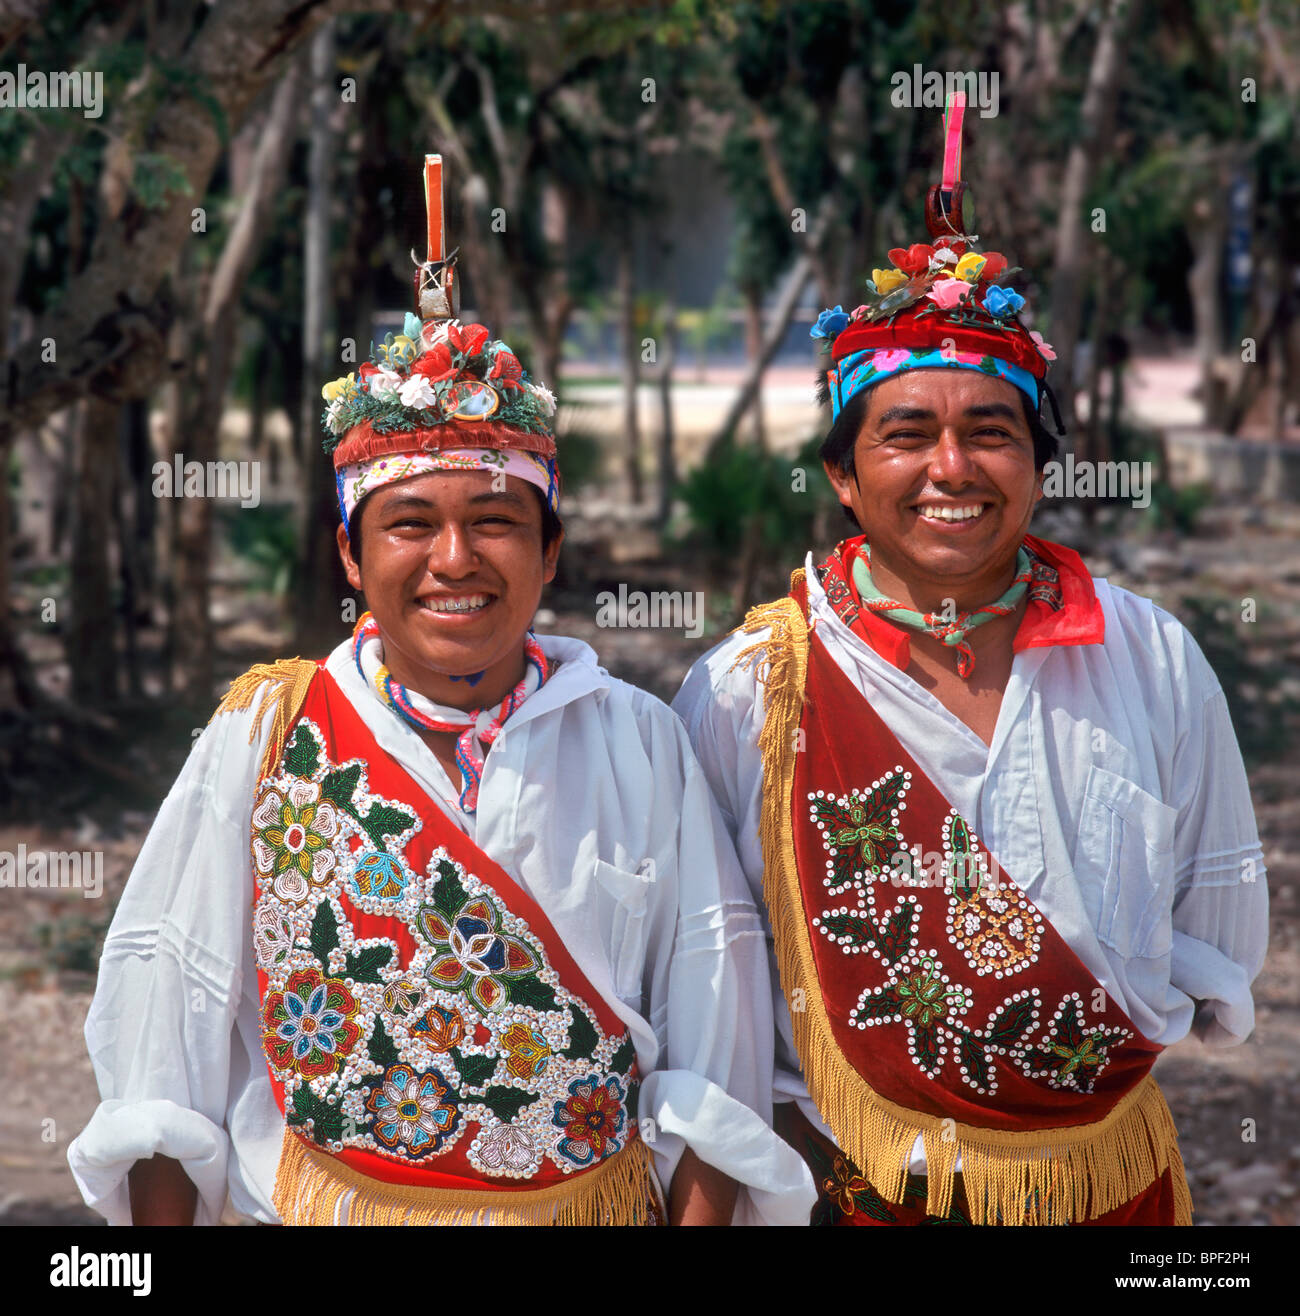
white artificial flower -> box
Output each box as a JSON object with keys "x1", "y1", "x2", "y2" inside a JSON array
[
  {"x1": 325, "y1": 398, "x2": 346, "y2": 434},
  {"x1": 368, "y1": 367, "x2": 403, "y2": 400},
  {"x1": 398, "y1": 375, "x2": 439, "y2": 410},
  {"x1": 929, "y1": 248, "x2": 959, "y2": 269},
  {"x1": 528, "y1": 382, "x2": 557, "y2": 416}
]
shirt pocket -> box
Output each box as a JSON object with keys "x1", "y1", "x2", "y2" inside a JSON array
[
  {"x1": 1073, "y1": 763, "x2": 1178, "y2": 960},
  {"x1": 592, "y1": 858, "x2": 654, "y2": 1003}
]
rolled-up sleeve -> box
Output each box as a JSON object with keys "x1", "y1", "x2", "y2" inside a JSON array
[
  {"x1": 638, "y1": 708, "x2": 815, "y2": 1225},
  {"x1": 68, "y1": 703, "x2": 268, "y2": 1224},
  {"x1": 1168, "y1": 680, "x2": 1270, "y2": 1047}
]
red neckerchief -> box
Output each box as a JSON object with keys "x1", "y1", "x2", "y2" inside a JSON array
[{"x1": 814, "y1": 533, "x2": 1105, "y2": 669}]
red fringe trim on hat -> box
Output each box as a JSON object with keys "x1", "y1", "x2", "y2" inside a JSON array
[{"x1": 333, "y1": 420, "x2": 557, "y2": 469}]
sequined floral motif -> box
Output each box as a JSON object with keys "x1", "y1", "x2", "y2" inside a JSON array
[
  {"x1": 350, "y1": 850, "x2": 407, "y2": 900},
  {"x1": 365, "y1": 1063, "x2": 459, "y2": 1156},
  {"x1": 411, "y1": 1004, "x2": 467, "y2": 1053},
  {"x1": 251, "y1": 779, "x2": 339, "y2": 906},
  {"x1": 1017, "y1": 993, "x2": 1131, "y2": 1094},
  {"x1": 262, "y1": 967, "x2": 362, "y2": 1078},
  {"x1": 417, "y1": 868, "x2": 544, "y2": 1014},
  {"x1": 554, "y1": 1075, "x2": 627, "y2": 1166},
  {"x1": 502, "y1": 1022, "x2": 552, "y2": 1079},
  {"x1": 809, "y1": 770, "x2": 911, "y2": 894},
  {"x1": 252, "y1": 905, "x2": 293, "y2": 969},
  {"x1": 477, "y1": 1123, "x2": 539, "y2": 1175}
]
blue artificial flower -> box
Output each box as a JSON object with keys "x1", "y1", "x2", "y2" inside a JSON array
[
  {"x1": 810, "y1": 305, "x2": 850, "y2": 340},
  {"x1": 982, "y1": 286, "x2": 1025, "y2": 318},
  {"x1": 403, "y1": 311, "x2": 424, "y2": 341}
]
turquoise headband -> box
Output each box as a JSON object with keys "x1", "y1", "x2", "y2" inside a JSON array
[{"x1": 830, "y1": 347, "x2": 1040, "y2": 422}]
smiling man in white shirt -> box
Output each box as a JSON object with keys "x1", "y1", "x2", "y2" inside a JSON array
[
  {"x1": 673, "y1": 175, "x2": 1268, "y2": 1227},
  {"x1": 67, "y1": 163, "x2": 813, "y2": 1228}
]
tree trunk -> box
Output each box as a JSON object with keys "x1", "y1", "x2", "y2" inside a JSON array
[
  {"x1": 69, "y1": 398, "x2": 122, "y2": 705},
  {"x1": 656, "y1": 278, "x2": 679, "y2": 527},
  {"x1": 618, "y1": 231, "x2": 643, "y2": 504},
  {"x1": 1046, "y1": 0, "x2": 1137, "y2": 438},
  {"x1": 743, "y1": 284, "x2": 767, "y2": 450}
]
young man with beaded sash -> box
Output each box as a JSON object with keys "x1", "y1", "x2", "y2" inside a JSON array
[
  {"x1": 68, "y1": 158, "x2": 815, "y2": 1227},
  {"x1": 673, "y1": 102, "x2": 1268, "y2": 1226}
]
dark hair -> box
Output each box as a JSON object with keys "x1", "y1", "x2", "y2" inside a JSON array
[
  {"x1": 816, "y1": 370, "x2": 1062, "y2": 529},
  {"x1": 348, "y1": 484, "x2": 563, "y2": 566}
]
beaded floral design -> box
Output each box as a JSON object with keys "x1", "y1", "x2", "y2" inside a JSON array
[{"x1": 252, "y1": 718, "x2": 639, "y2": 1180}]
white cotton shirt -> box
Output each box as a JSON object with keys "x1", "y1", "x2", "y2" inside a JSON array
[
  {"x1": 68, "y1": 633, "x2": 816, "y2": 1226},
  {"x1": 672, "y1": 553, "x2": 1269, "y2": 1167}
]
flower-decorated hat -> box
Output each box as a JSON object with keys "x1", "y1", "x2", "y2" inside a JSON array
[
  {"x1": 812, "y1": 96, "x2": 1059, "y2": 425},
  {"x1": 322, "y1": 156, "x2": 560, "y2": 538}
]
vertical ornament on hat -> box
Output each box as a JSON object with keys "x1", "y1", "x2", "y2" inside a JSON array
[
  {"x1": 416, "y1": 153, "x2": 460, "y2": 322},
  {"x1": 925, "y1": 92, "x2": 973, "y2": 240}
]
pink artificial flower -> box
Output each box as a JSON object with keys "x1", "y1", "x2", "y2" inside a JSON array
[
  {"x1": 872, "y1": 348, "x2": 913, "y2": 372},
  {"x1": 927, "y1": 279, "x2": 972, "y2": 310},
  {"x1": 1030, "y1": 331, "x2": 1057, "y2": 360}
]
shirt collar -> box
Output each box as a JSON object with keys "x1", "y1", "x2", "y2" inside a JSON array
[{"x1": 806, "y1": 532, "x2": 1105, "y2": 671}]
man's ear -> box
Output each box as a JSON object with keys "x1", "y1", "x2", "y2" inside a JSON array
[
  {"x1": 822, "y1": 459, "x2": 857, "y2": 509},
  {"x1": 337, "y1": 522, "x2": 362, "y2": 592},
  {"x1": 542, "y1": 525, "x2": 564, "y2": 586}
]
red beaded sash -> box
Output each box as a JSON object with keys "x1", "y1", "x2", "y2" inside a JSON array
[
  {"x1": 730, "y1": 573, "x2": 1191, "y2": 1225},
  {"x1": 227, "y1": 660, "x2": 655, "y2": 1225}
]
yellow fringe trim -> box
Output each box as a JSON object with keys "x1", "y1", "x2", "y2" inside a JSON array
[
  {"x1": 208, "y1": 658, "x2": 319, "y2": 783},
  {"x1": 730, "y1": 584, "x2": 1193, "y2": 1226},
  {"x1": 271, "y1": 1127, "x2": 661, "y2": 1226}
]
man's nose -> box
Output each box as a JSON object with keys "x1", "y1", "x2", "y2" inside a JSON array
[
  {"x1": 926, "y1": 431, "x2": 979, "y2": 487},
  {"x1": 426, "y1": 521, "x2": 479, "y2": 576}
]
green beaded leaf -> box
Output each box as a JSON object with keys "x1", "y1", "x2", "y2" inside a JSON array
[
  {"x1": 359, "y1": 801, "x2": 415, "y2": 849},
  {"x1": 985, "y1": 996, "x2": 1036, "y2": 1047},
  {"x1": 913, "y1": 1022, "x2": 943, "y2": 1075},
  {"x1": 561, "y1": 1007, "x2": 598, "y2": 1061},
  {"x1": 368, "y1": 1017, "x2": 400, "y2": 1068},
  {"x1": 877, "y1": 902, "x2": 917, "y2": 965},
  {"x1": 282, "y1": 724, "x2": 321, "y2": 778},
  {"x1": 956, "y1": 1030, "x2": 992, "y2": 1090},
  {"x1": 818, "y1": 911, "x2": 876, "y2": 947},
  {"x1": 431, "y1": 862, "x2": 467, "y2": 920},
  {"x1": 319, "y1": 763, "x2": 362, "y2": 810},
  {"x1": 482, "y1": 1085, "x2": 538, "y2": 1123},
  {"x1": 610, "y1": 1035, "x2": 636, "y2": 1076},
  {"x1": 453, "y1": 1049, "x2": 497, "y2": 1089},
  {"x1": 505, "y1": 974, "x2": 559, "y2": 1012},
  {"x1": 287, "y1": 1084, "x2": 343, "y2": 1144},
  {"x1": 308, "y1": 899, "x2": 339, "y2": 966},
  {"x1": 344, "y1": 944, "x2": 393, "y2": 984}
]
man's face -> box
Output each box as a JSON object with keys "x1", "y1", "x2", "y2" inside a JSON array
[
  {"x1": 822, "y1": 370, "x2": 1042, "y2": 594},
  {"x1": 337, "y1": 471, "x2": 561, "y2": 697}
]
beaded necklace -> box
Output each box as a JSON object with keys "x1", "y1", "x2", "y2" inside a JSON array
[
  {"x1": 351, "y1": 611, "x2": 548, "y2": 812},
  {"x1": 849, "y1": 544, "x2": 1032, "y2": 679}
]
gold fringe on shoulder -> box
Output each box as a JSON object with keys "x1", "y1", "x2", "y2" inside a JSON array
[
  {"x1": 271, "y1": 1128, "x2": 660, "y2": 1226},
  {"x1": 208, "y1": 658, "x2": 319, "y2": 782},
  {"x1": 746, "y1": 590, "x2": 1193, "y2": 1226}
]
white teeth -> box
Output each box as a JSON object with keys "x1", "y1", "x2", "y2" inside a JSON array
[
  {"x1": 420, "y1": 594, "x2": 490, "y2": 614},
  {"x1": 917, "y1": 504, "x2": 986, "y2": 522}
]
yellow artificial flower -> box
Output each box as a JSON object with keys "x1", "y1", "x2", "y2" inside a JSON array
[
  {"x1": 321, "y1": 372, "x2": 358, "y2": 402},
  {"x1": 954, "y1": 252, "x2": 987, "y2": 283},
  {"x1": 872, "y1": 267, "x2": 908, "y2": 294}
]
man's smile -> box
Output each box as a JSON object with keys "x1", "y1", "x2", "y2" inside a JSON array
[{"x1": 416, "y1": 592, "x2": 495, "y2": 616}]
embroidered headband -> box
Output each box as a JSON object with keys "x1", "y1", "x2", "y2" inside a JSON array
[
  {"x1": 812, "y1": 95, "x2": 1058, "y2": 424},
  {"x1": 336, "y1": 447, "x2": 560, "y2": 533},
  {"x1": 323, "y1": 156, "x2": 561, "y2": 537}
]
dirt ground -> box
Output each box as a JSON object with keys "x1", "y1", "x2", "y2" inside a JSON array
[{"x1": 2, "y1": 496, "x2": 1298, "y2": 1226}]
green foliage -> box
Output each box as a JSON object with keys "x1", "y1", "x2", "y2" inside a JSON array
[
  {"x1": 220, "y1": 503, "x2": 297, "y2": 597},
  {"x1": 677, "y1": 433, "x2": 835, "y2": 557},
  {"x1": 34, "y1": 914, "x2": 111, "y2": 976}
]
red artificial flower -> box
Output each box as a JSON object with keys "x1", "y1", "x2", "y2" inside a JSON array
[
  {"x1": 978, "y1": 251, "x2": 1008, "y2": 280},
  {"x1": 448, "y1": 322, "x2": 490, "y2": 357},
  {"x1": 410, "y1": 343, "x2": 457, "y2": 384},
  {"x1": 358, "y1": 361, "x2": 379, "y2": 383},
  {"x1": 932, "y1": 236, "x2": 968, "y2": 257},
  {"x1": 887, "y1": 244, "x2": 935, "y2": 275},
  {"x1": 486, "y1": 350, "x2": 523, "y2": 389}
]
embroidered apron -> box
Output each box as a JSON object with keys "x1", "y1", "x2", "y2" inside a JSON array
[
  {"x1": 241, "y1": 661, "x2": 657, "y2": 1225},
  {"x1": 734, "y1": 573, "x2": 1192, "y2": 1226}
]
